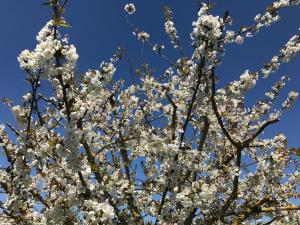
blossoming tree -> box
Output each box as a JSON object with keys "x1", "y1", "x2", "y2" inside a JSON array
[{"x1": 0, "y1": 0, "x2": 300, "y2": 224}]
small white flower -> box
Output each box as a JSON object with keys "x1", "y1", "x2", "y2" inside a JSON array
[
  {"x1": 124, "y1": 3, "x2": 136, "y2": 14},
  {"x1": 235, "y1": 35, "x2": 244, "y2": 45},
  {"x1": 224, "y1": 30, "x2": 235, "y2": 43},
  {"x1": 100, "y1": 62, "x2": 116, "y2": 75},
  {"x1": 254, "y1": 13, "x2": 261, "y2": 22},
  {"x1": 137, "y1": 31, "x2": 150, "y2": 41},
  {"x1": 153, "y1": 44, "x2": 164, "y2": 52},
  {"x1": 288, "y1": 90, "x2": 299, "y2": 99},
  {"x1": 22, "y1": 93, "x2": 32, "y2": 102}
]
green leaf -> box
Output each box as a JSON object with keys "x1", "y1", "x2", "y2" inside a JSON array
[{"x1": 58, "y1": 22, "x2": 72, "y2": 28}]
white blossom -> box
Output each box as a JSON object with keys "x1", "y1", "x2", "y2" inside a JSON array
[
  {"x1": 1, "y1": 1, "x2": 300, "y2": 225},
  {"x1": 137, "y1": 31, "x2": 150, "y2": 41},
  {"x1": 124, "y1": 3, "x2": 136, "y2": 14},
  {"x1": 235, "y1": 35, "x2": 244, "y2": 45}
]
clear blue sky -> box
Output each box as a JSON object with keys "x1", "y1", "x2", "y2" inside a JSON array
[{"x1": 0, "y1": 0, "x2": 299, "y2": 148}]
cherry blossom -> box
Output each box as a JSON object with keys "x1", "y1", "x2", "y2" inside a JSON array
[{"x1": 0, "y1": 1, "x2": 299, "y2": 224}]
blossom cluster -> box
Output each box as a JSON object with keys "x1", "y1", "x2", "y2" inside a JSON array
[{"x1": 0, "y1": 1, "x2": 299, "y2": 225}]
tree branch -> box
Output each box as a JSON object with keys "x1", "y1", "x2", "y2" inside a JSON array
[{"x1": 210, "y1": 68, "x2": 240, "y2": 149}]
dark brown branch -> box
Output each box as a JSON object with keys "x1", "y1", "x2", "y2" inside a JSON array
[
  {"x1": 242, "y1": 118, "x2": 280, "y2": 147},
  {"x1": 154, "y1": 187, "x2": 169, "y2": 225},
  {"x1": 154, "y1": 93, "x2": 178, "y2": 225},
  {"x1": 6, "y1": 123, "x2": 20, "y2": 136},
  {"x1": 165, "y1": 93, "x2": 178, "y2": 141},
  {"x1": 51, "y1": 0, "x2": 73, "y2": 123},
  {"x1": 210, "y1": 68, "x2": 240, "y2": 149},
  {"x1": 183, "y1": 116, "x2": 209, "y2": 225},
  {"x1": 119, "y1": 134, "x2": 143, "y2": 224},
  {"x1": 215, "y1": 146, "x2": 242, "y2": 223},
  {"x1": 78, "y1": 171, "x2": 91, "y2": 199},
  {"x1": 261, "y1": 205, "x2": 300, "y2": 212},
  {"x1": 25, "y1": 75, "x2": 41, "y2": 141},
  {"x1": 232, "y1": 197, "x2": 276, "y2": 225},
  {"x1": 30, "y1": 190, "x2": 50, "y2": 209},
  {"x1": 180, "y1": 64, "x2": 203, "y2": 146}
]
